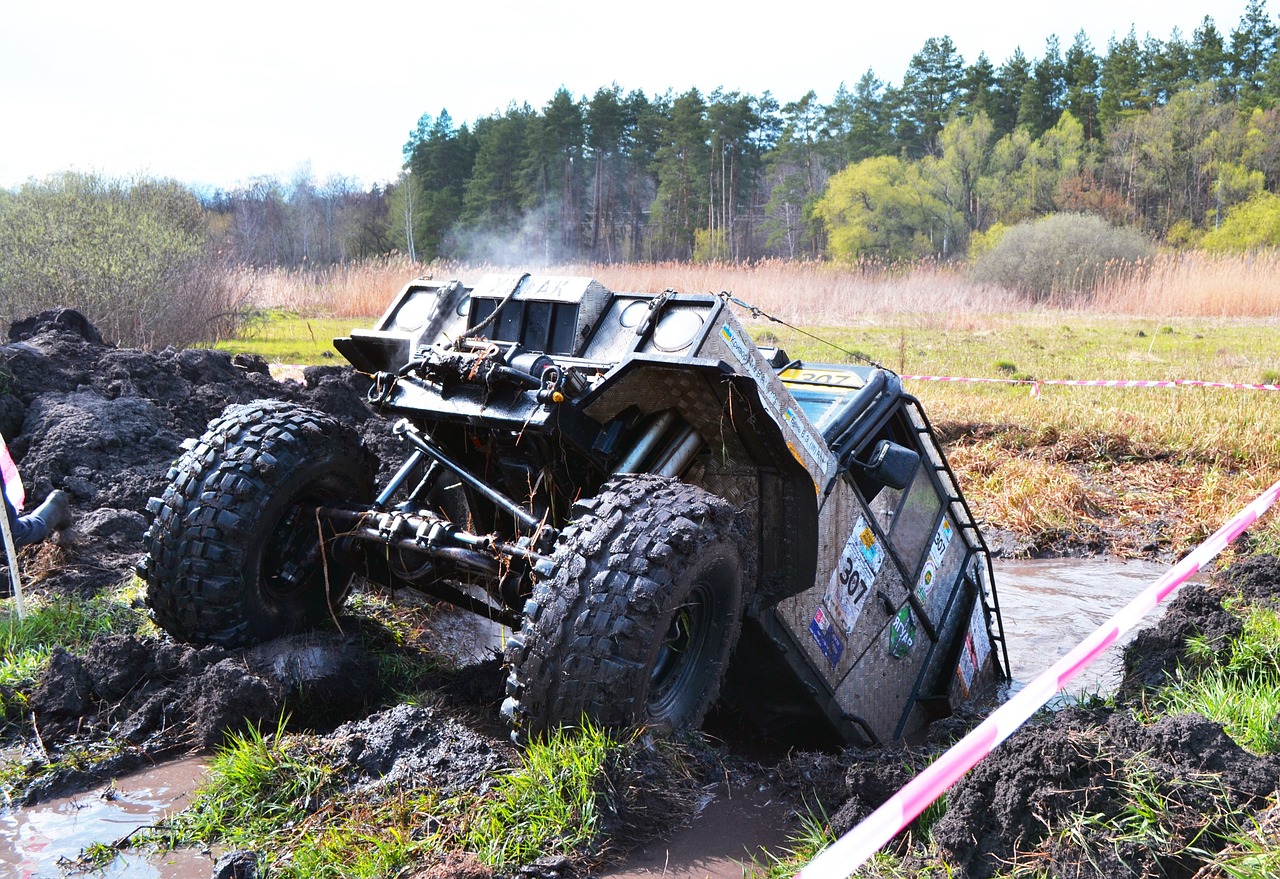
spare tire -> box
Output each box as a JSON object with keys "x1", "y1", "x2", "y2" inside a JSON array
[
  {"x1": 503, "y1": 474, "x2": 747, "y2": 741},
  {"x1": 140, "y1": 400, "x2": 375, "y2": 646}
]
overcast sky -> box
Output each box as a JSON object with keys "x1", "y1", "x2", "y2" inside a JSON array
[{"x1": 0, "y1": 0, "x2": 1261, "y2": 192}]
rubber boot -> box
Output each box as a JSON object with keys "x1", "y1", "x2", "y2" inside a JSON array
[{"x1": 30, "y1": 489, "x2": 72, "y2": 534}]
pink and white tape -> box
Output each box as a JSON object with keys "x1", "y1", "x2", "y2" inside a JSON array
[
  {"x1": 902, "y1": 374, "x2": 1280, "y2": 397},
  {"x1": 796, "y1": 475, "x2": 1280, "y2": 879},
  {"x1": 0, "y1": 434, "x2": 24, "y2": 512}
]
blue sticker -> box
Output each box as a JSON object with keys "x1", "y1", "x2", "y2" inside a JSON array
[{"x1": 809, "y1": 606, "x2": 846, "y2": 668}]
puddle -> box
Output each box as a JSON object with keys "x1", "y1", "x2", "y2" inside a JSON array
[
  {"x1": 0, "y1": 755, "x2": 211, "y2": 879},
  {"x1": 598, "y1": 781, "x2": 793, "y2": 879},
  {"x1": 994, "y1": 556, "x2": 1182, "y2": 701}
]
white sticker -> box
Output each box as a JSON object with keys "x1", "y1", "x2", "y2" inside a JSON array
[
  {"x1": 929, "y1": 516, "x2": 954, "y2": 566},
  {"x1": 823, "y1": 515, "x2": 882, "y2": 634},
  {"x1": 955, "y1": 596, "x2": 989, "y2": 698},
  {"x1": 968, "y1": 595, "x2": 992, "y2": 670},
  {"x1": 915, "y1": 558, "x2": 938, "y2": 602}
]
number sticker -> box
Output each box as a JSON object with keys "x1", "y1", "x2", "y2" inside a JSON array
[
  {"x1": 824, "y1": 515, "x2": 882, "y2": 634},
  {"x1": 781, "y1": 368, "x2": 864, "y2": 388}
]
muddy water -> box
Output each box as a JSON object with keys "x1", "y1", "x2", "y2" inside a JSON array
[
  {"x1": 0, "y1": 756, "x2": 211, "y2": 879},
  {"x1": 0, "y1": 558, "x2": 1177, "y2": 877},
  {"x1": 597, "y1": 781, "x2": 794, "y2": 879},
  {"x1": 995, "y1": 556, "x2": 1177, "y2": 702}
]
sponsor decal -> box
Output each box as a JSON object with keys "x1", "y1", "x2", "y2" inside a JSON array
[
  {"x1": 824, "y1": 516, "x2": 884, "y2": 634},
  {"x1": 888, "y1": 606, "x2": 917, "y2": 658},
  {"x1": 915, "y1": 558, "x2": 938, "y2": 602},
  {"x1": 929, "y1": 516, "x2": 954, "y2": 566},
  {"x1": 719, "y1": 323, "x2": 833, "y2": 480},
  {"x1": 955, "y1": 598, "x2": 987, "y2": 697},
  {"x1": 968, "y1": 595, "x2": 992, "y2": 669},
  {"x1": 809, "y1": 606, "x2": 846, "y2": 668},
  {"x1": 955, "y1": 633, "x2": 980, "y2": 698}
]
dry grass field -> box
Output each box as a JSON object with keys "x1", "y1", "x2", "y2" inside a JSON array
[{"x1": 232, "y1": 251, "x2": 1280, "y2": 324}]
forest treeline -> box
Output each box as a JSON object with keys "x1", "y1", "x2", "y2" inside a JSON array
[{"x1": 397, "y1": 0, "x2": 1280, "y2": 263}]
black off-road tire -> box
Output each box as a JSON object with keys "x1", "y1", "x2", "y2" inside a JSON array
[
  {"x1": 140, "y1": 400, "x2": 375, "y2": 647},
  {"x1": 502, "y1": 474, "x2": 747, "y2": 741}
]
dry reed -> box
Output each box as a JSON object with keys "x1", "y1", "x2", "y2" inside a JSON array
[{"x1": 238, "y1": 252, "x2": 1280, "y2": 323}]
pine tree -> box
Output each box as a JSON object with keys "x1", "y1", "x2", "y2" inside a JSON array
[
  {"x1": 1230, "y1": 0, "x2": 1279, "y2": 106},
  {"x1": 1064, "y1": 31, "x2": 1102, "y2": 139},
  {"x1": 992, "y1": 49, "x2": 1033, "y2": 135},
  {"x1": 897, "y1": 36, "x2": 966, "y2": 153}
]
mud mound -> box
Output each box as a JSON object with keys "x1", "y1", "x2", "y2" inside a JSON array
[
  {"x1": 1118, "y1": 583, "x2": 1239, "y2": 695},
  {"x1": 0, "y1": 309, "x2": 395, "y2": 595},
  {"x1": 22, "y1": 630, "x2": 383, "y2": 804},
  {"x1": 1119, "y1": 555, "x2": 1280, "y2": 698},
  {"x1": 326, "y1": 703, "x2": 514, "y2": 796},
  {"x1": 1222, "y1": 553, "x2": 1280, "y2": 605},
  {"x1": 930, "y1": 709, "x2": 1280, "y2": 879}
]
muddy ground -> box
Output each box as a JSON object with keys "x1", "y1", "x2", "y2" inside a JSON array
[{"x1": 3, "y1": 309, "x2": 1279, "y2": 878}]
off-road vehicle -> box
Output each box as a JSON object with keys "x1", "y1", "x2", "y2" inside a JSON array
[{"x1": 140, "y1": 274, "x2": 1009, "y2": 745}]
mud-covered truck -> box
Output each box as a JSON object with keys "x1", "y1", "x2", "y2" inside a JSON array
[{"x1": 139, "y1": 274, "x2": 1009, "y2": 746}]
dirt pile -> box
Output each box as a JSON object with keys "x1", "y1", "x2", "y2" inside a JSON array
[
  {"x1": 325, "y1": 703, "x2": 514, "y2": 796},
  {"x1": 19, "y1": 630, "x2": 381, "y2": 804},
  {"x1": 0, "y1": 308, "x2": 395, "y2": 595},
  {"x1": 932, "y1": 710, "x2": 1280, "y2": 878}
]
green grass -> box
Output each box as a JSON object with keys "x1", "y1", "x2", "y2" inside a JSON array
[
  {"x1": 0, "y1": 581, "x2": 149, "y2": 723},
  {"x1": 149, "y1": 713, "x2": 444, "y2": 878},
  {"x1": 139, "y1": 718, "x2": 622, "y2": 876},
  {"x1": 465, "y1": 722, "x2": 616, "y2": 866},
  {"x1": 1154, "y1": 604, "x2": 1280, "y2": 754},
  {"x1": 213, "y1": 310, "x2": 370, "y2": 365},
  {"x1": 757, "y1": 315, "x2": 1280, "y2": 556},
  {"x1": 1052, "y1": 753, "x2": 1248, "y2": 873},
  {"x1": 763, "y1": 316, "x2": 1280, "y2": 467},
  {"x1": 150, "y1": 716, "x2": 329, "y2": 853},
  {"x1": 748, "y1": 811, "x2": 836, "y2": 878}
]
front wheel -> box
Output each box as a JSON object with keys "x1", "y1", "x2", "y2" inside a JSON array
[
  {"x1": 140, "y1": 400, "x2": 375, "y2": 646},
  {"x1": 502, "y1": 474, "x2": 747, "y2": 740}
]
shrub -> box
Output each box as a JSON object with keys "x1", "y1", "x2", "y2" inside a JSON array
[
  {"x1": 0, "y1": 172, "x2": 245, "y2": 348},
  {"x1": 1200, "y1": 191, "x2": 1280, "y2": 253},
  {"x1": 969, "y1": 213, "x2": 1154, "y2": 302}
]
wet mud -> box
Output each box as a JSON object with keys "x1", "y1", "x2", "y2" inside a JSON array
[{"x1": 2, "y1": 310, "x2": 1280, "y2": 877}]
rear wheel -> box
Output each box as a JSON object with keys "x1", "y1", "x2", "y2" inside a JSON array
[
  {"x1": 140, "y1": 400, "x2": 375, "y2": 646},
  {"x1": 503, "y1": 474, "x2": 747, "y2": 740}
]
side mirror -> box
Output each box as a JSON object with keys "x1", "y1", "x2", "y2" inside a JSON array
[{"x1": 860, "y1": 440, "x2": 919, "y2": 491}]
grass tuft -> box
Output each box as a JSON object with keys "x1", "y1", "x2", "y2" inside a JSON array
[
  {"x1": 153, "y1": 715, "x2": 329, "y2": 851},
  {"x1": 464, "y1": 722, "x2": 616, "y2": 867},
  {"x1": 1155, "y1": 604, "x2": 1280, "y2": 755},
  {"x1": 0, "y1": 581, "x2": 148, "y2": 724}
]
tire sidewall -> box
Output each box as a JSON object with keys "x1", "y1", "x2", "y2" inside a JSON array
[{"x1": 637, "y1": 535, "x2": 743, "y2": 731}]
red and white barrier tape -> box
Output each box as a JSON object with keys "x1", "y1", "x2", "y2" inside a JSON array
[
  {"x1": 796, "y1": 475, "x2": 1280, "y2": 879},
  {"x1": 0, "y1": 434, "x2": 25, "y2": 512},
  {"x1": 901, "y1": 375, "x2": 1280, "y2": 397}
]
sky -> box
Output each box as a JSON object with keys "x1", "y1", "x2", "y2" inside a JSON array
[{"x1": 0, "y1": 0, "x2": 1263, "y2": 192}]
